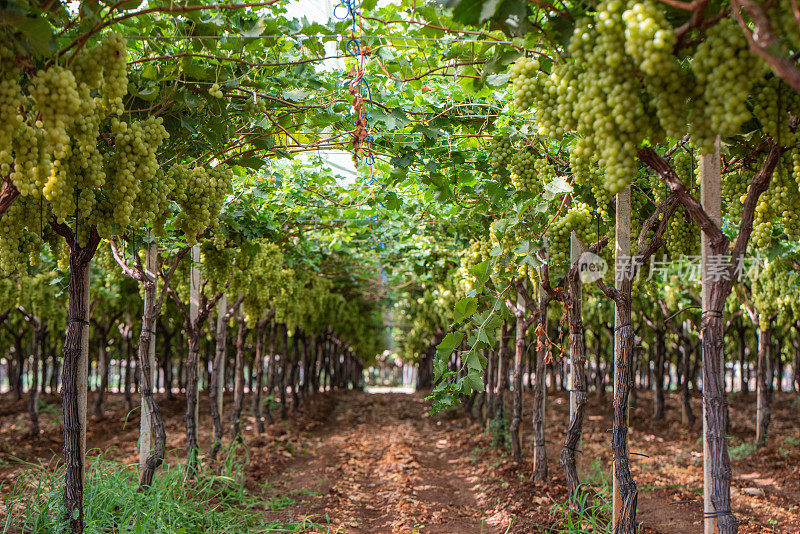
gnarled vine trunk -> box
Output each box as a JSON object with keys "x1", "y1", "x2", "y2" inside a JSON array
[
  {"x1": 531, "y1": 290, "x2": 549, "y2": 483},
  {"x1": 756, "y1": 326, "x2": 771, "y2": 448},
  {"x1": 653, "y1": 327, "x2": 665, "y2": 420},
  {"x1": 59, "y1": 227, "x2": 100, "y2": 533},
  {"x1": 230, "y1": 314, "x2": 247, "y2": 440},
  {"x1": 209, "y1": 296, "x2": 227, "y2": 459},
  {"x1": 252, "y1": 318, "x2": 268, "y2": 433},
  {"x1": 509, "y1": 311, "x2": 526, "y2": 463},
  {"x1": 561, "y1": 270, "x2": 587, "y2": 502}
]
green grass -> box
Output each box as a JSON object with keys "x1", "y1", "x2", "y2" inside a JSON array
[
  {"x1": 2, "y1": 447, "x2": 329, "y2": 533},
  {"x1": 728, "y1": 440, "x2": 757, "y2": 461},
  {"x1": 547, "y1": 487, "x2": 612, "y2": 533},
  {"x1": 514, "y1": 457, "x2": 613, "y2": 533},
  {"x1": 486, "y1": 415, "x2": 510, "y2": 451}
]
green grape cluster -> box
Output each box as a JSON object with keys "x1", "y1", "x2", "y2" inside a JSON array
[
  {"x1": 752, "y1": 187, "x2": 777, "y2": 250},
  {"x1": 491, "y1": 223, "x2": 537, "y2": 282},
  {"x1": 97, "y1": 32, "x2": 128, "y2": 116},
  {"x1": 544, "y1": 203, "x2": 593, "y2": 272},
  {"x1": 172, "y1": 164, "x2": 233, "y2": 243},
  {"x1": 650, "y1": 148, "x2": 692, "y2": 204},
  {"x1": 490, "y1": 135, "x2": 513, "y2": 169},
  {"x1": 105, "y1": 116, "x2": 170, "y2": 230},
  {"x1": 244, "y1": 95, "x2": 267, "y2": 114},
  {"x1": 534, "y1": 62, "x2": 580, "y2": 140},
  {"x1": 622, "y1": 1, "x2": 675, "y2": 76},
  {"x1": 239, "y1": 242, "x2": 287, "y2": 325},
  {"x1": 509, "y1": 57, "x2": 540, "y2": 111},
  {"x1": 456, "y1": 239, "x2": 492, "y2": 294},
  {"x1": 9, "y1": 124, "x2": 49, "y2": 197},
  {"x1": 768, "y1": 0, "x2": 800, "y2": 53},
  {"x1": 752, "y1": 77, "x2": 800, "y2": 144},
  {"x1": 544, "y1": 4, "x2": 652, "y2": 194},
  {"x1": 510, "y1": 148, "x2": 541, "y2": 193},
  {"x1": 209, "y1": 83, "x2": 224, "y2": 99},
  {"x1": 0, "y1": 196, "x2": 44, "y2": 274},
  {"x1": 622, "y1": 0, "x2": 687, "y2": 139},
  {"x1": 29, "y1": 66, "x2": 81, "y2": 156},
  {"x1": 666, "y1": 206, "x2": 699, "y2": 259},
  {"x1": 571, "y1": 142, "x2": 612, "y2": 215},
  {"x1": 751, "y1": 259, "x2": 792, "y2": 322},
  {"x1": 0, "y1": 77, "x2": 23, "y2": 173},
  {"x1": 721, "y1": 167, "x2": 748, "y2": 222},
  {"x1": 786, "y1": 150, "x2": 800, "y2": 241},
  {"x1": 490, "y1": 221, "x2": 519, "y2": 257},
  {"x1": 0, "y1": 32, "x2": 141, "y2": 254},
  {"x1": 690, "y1": 18, "x2": 763, "y2": 154}
]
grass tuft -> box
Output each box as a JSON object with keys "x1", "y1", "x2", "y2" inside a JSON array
[{"x1": 2, "y1": 446, "x2": 328, "y2": 533}]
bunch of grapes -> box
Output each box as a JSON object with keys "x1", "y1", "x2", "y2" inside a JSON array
[
  {"x1": 551, "y1": 4, "x2": 652, "y2": 193},
  {"x1": 209, "y1": 83, "x2": 224, "y2": 99},
  {"x1": 752, "y1": 259, "x2": 789, "y2": 320},
  {"x1": 622, "y1": 1, "x2": 676, "y2": 76},
  {"x1": 721, "y1": 166, "x2": 749, "y2": 221},
  {"x1": 768, "y1": 0, "x2": 800, "y2": 53},
  {"x1": 571, "y1": 143, "x2": 612, "y2": 215},
  {"x1": 97, "y1": 33, "x2": 128, "y2": 116},
  {"x1": 490, "y1": 135, "x2": 514, "y2": 169},
  {"x1": 690, "y1": 18, "x2": 764, "y2": 154},
  {"x1": 106, "y1": 116, "x2": 170, "y2": 230},
  {"x1": 490, "y1": 221, "x2": 519, "y2": 257},
  {"x1": 752, "y1": 77, "x2": 800, "y2": 144},
  {"x1": 29, "y1": 66, "x2": 81, "y2": 157},
  {"x1": 622, "y1": 0, "x2": 688, "y2": 139},
  {"x1": 666, "y1": 206, "x2": 699, "y2": 259},
  {"x1": 456, "y1": 239, "x2": 492, "y2": 294},
  {"x1": 545, "y1": 203, "x2": 593, "y2": 272},
  {"x1": 0, "y1": 196, "x2": 44, "y2": 274},
  {"x1": 0, "y1": 77, "x2": 23, "y2": 169},
  {"x1": 244, "y1": 95, "x2": 267, "y2": 114},
  {"x1": 172, "y1": 164, "x2": 233, "y2": 243},
  {"x1": 511, "y1": 148, "x2": 540, "y2": 193},
  {"x1": 786, "y1": 150, "x2": 800, "y2": 241},
  {"x1": 8, "y1": 124, "x2": 49, "y2": 197},
  {"x1": 649, "y1": 148, "x2": 692, "y2": 204},
  {"x1": 509, "y1": 57, "x2": 540, "y2": 111},
  {"x1": 533, "y1": 62, "x2": 580, "y2": 140},
  {"x1": 752, "y1": 197, "x2": 776, "y2": 250},
  {"x1": 239, "y1": 242, "x2": 287, "y2": 322}
]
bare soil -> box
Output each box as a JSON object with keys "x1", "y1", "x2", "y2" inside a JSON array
[{"x1": 1, "y1": 387, "x2": 798, "y2": 533}]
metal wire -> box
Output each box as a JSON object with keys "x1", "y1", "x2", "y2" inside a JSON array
[{"x1": 122, "y1": 34, "x2": 515, "y2": 44}]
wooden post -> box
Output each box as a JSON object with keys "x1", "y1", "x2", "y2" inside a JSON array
[
  {"x1": 189, "y1": 244, "x2": 200, "y2": 448},
  {"x1": 701, "y1": 139, "x2": 722, "y2": 534},
  {"x1": 139, "y1": 236, "x2": 158, "y2": 470},
  {"x1": 612, "y1": 185, "x2": 631, "y2": 529},
  {"x1": 215, "y1": 294, "x2": 227, "y2": 421}
]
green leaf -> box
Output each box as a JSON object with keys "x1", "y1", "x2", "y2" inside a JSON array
[
  {"x1": 543, "y1": 176, "x2": 572, "y2": 200},
  {"x1": 0, "y1": 13, "x2": 54, "y2": 55},
  {"x1": 453, "y1": 297, "x2": 478, "y2": 322},
  {"x1": 470, "y1": 259, "x2": 491, "y2": 286},
  {"x1": 465, "y1": 371, "x2": 485, "y2": 392},
  {"x1": 479, "y1": 0, "x2": 504, "y2": 21},
  {"x1": 464, "y1": 348, "x2": 485, "y2": 371},
  {"x1": 437, "y1": 331, "x2": 465, "y2": 355},
  {"x1": 486, "y1": 73, "x2": 511, "y2": 86}
]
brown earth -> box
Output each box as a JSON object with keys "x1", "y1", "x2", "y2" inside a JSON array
[{"x1": 0, "y1": 387, "x2": 798, "y2": 533}]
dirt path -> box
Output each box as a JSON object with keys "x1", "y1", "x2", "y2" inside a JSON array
[
  {"x1": 261, "y1": 391, "x2": 507, "y2": 533},
  {"x1": 3, "y1": 389, "x2": 798, "y2": 532}
]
